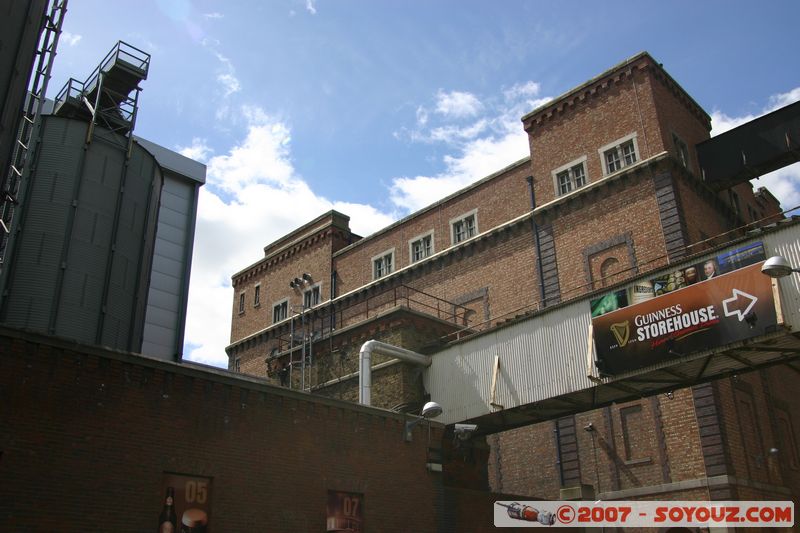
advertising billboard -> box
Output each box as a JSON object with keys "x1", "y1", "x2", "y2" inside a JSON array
[
  {"x1": 592, "y1": 260, "x2": 777, "y2": 375},
  {"x1": 159, "y1": 473, "x2": 212, "y2": 532},
  {"x1": 327, "y1": 490, "x2": 363, "y2": 532}
]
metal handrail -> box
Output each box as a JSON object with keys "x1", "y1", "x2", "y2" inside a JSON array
[
  {"x1": 54, "y1": 78, "x2": 84, "y2": 109},
  {"x1": 83, "y1": 41, "x2": 150, "y2": 97},
  {"x1": 271, "y1": 284, "x2": 471, "y2": 356}
]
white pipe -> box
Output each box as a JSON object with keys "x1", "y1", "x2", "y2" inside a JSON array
[{"x1": 359, "y1": 340, "x2": 432, "y2": 406}]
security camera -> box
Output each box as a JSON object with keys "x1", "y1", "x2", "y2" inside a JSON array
[{"x1": 454, "y1": 423, "x2": 478, "y2": 439}]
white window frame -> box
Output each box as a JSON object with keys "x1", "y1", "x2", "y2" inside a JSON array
[
  {"x1": 598, "y1": 133, "x2": 640, "y2": 175},
  {"x1": 238, "y1": 291, "x2": 245, "y2": 314},
  {"x1": 272, "y1": 298, "x2": 288, "y2": 324},
  {"x1": 372, "y1": 248, "x2": 395, "y2": 280},
  {"x1": 253, "y1": 283, "x2": 261, "y2": 307},
  {"x1": 303, "y1": 283, "x2": 322, "y2": 308},
  {"x1": 551, "y1": 155, "x2": 588, "y2": 196},
  {"x1": 672, "y1": 132, "x2": 690, "y2": 169},
  {"x1": 408, "y1": 230, "x2": 435, "y2": 263},
  {"x1": 450, "y1": 209, "x2": 478, "y2": 245}
]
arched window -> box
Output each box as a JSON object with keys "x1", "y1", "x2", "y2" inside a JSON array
[{"x1": 600, "y1": 257, "x2": 619, "y2": 287}]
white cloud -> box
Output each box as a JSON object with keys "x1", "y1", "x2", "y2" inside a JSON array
[
  {"x1": 306, "y1": 0, "x2": 318, "y2": 15},
  {"x1": 709, "y1": 110, "x2": 757, "y2": 136},
  {"x1": 178, "y1": 138, "x2": 212, "y2": 162},
  {"x1": 199, "y1": 42, "x2": 241, "y2": 101},
  {"x1": 217, "y1": 73, "x2": 241, "y2": 97},
  {"x1": 182, "y1": 107, "x2": 393, "y2": 367},
  {"x1": 61, "y1": 32, "x2": 82, "y2": 47},
  {"x1": 435, "y1": 90, "x2": 483, "y2": 118},
  {"x1": 753, "y1": 163, "x2": 800, "y2": 212},
  {"x1": 416, "y1": 106, "x2": 428, "y2": 127},
  {"x1": 503, "y1": 81, "x2": 541, "y2": 102},
  {"x1": 710, "y1": 86, "x2": 800, "y2": 214},
  {"x1": 769, "y1": 87, "x2": 800, "y2": 110},
  {"x1": 389, "y1": 84, "x2": 550, "y2": 212},
  {"x1": 711, "y1": 86, "x2": 800, "y2": 136},
  {"x1": 204, "y1": 12, "x2": 224, "y2": 19},
  {"x1": 390, "y1": 130, "x2": 530, "y2": 212},
  {"x1": 429, "y1": 120, "x2": 489, "y2": 142}
]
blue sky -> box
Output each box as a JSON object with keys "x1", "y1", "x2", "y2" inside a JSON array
[{"x1": 50, "y1": 0, "x2": 800, "y2": 367}]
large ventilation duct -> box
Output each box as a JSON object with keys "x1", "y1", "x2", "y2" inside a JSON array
[{"x1": 358, "y1": 340, "x2": 431, "y2": 406}]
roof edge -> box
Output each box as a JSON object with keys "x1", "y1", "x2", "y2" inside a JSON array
[{"x1": 333, "y1": 156, "x2": 531, "y2": 258}]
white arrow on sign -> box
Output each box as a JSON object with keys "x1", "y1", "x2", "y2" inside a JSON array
[{"x1": 722, "y1": 289, "x2": 758, "y2": 322}]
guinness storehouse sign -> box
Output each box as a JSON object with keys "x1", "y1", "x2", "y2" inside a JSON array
[{"x1": 592, "y1": 262, "x2": 778, "y2": 375}]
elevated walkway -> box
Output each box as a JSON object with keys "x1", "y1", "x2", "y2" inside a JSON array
[
  {"x1": 426, "y1": 219, "x2": 800, "y2": 434},
  {"x1": 697, "y1": 100, "x2": 800, "y2": 189}
]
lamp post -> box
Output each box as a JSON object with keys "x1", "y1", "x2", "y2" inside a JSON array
[
  {"x1": 761, "y1": 255, "x2": 800, "y2": 278},
  {"x1": 404, "y1": 401, "x2": 442, "y2": 442}
]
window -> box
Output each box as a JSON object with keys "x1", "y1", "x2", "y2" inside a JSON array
[
  {"x1": 272, "y1": 300, "x2": 288, "y2": 323},
  {"x1": 303, "y1": 284, "x2": 321, "y2": 308},
  {"x1": 672, "y1": 133, "x2": 689, "y2": 168},
  {"x1": 729, "y1": 190, "x2": 741, "y2": 215},
  {"x1": 599, "y1": 133, "x2": 639, "y2": 175},
  {"x1": 238, "y1": 292, "x2": 245, "y2": 314},
  {"x1": 233, "y1": 358, "x2": 241, "y2": 372},
  {"x1": 620, "y1": 404, "x2": 651, "y2": 463},
  {"x1": 776, "y1": 408, "x2": 799, "y2": 470},
  {"x1": 409, "y1": 231, "x2": 434, "y2": 263},
  {"x1": 450, "y1": 210, "x2": 478, "y2": 245},
  {"x1": 253, "y1": 284, "x2": 261, "y2": 307},
  {"x1": 747, "y1": 204, "x2": 758, "y2": 222},
  {"x1": 599, "y1": 257, "x2": 619, "y2": 288},
  {"x1": 552, "y1": 156, "x2": 588, "y2": 196},
  {"x1": 372, "y1": 249, "x2": 395, "y2": 280}
]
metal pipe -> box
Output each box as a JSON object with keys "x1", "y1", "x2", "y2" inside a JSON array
[
  {"x1": 358, "y1": 340, "x2": 432, "y2": 406},
  {"x1": 526, "y1": 176, "x2": 547, "y2": 306}
]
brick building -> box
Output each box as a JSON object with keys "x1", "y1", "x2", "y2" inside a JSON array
[{"x1": 227, "y1": 52, "x2": 798, "y2": 510}]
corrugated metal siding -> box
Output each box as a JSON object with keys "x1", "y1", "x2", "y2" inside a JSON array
[
  {"x1": 428, "y1": 222, "x2": 800, "y2": 425},
  {"x1": 57, "y1": 139, "x2": 125, "y2": 342},
  {"x1": 100, "y1": 143, "x2": 159, "y2": 349},
  {"x1": 427, "y1": 298, "x2": 596, "y2": 425},
  {"x1": 141, "y1": 173, "x2": 195, "y2": 360},
  {"x1": 2, "y1": 116, "x2": 162, "y2": 351},
  {"x1": 763, "y1": 227, "x2": 800, "y2": 330},
  {"x1": 2, "y1": 117, "x2": 85, "y2": 333}
]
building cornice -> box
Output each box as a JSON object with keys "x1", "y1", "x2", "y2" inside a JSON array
[
  {"x1": 333, "y1": 156, "x2": 531, "y2": 258},
  {"x1": 522, "y1": 52, "x2": 710, "y2": 133},
  {"x1": 231, "y1": 210, "x2": 354, "y2": 285}
]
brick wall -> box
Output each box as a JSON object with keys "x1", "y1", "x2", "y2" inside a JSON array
[
  {"x1": 544, "y1": 173, "x2": 668, "y2": 301},
  {"x1": 230, "y1": 236, "x2": 333, "y2": 344},
  {"x1": 333, "y1": 159, "x2": 532, "y2": 294},
  {"x1": 712, "y1": 372, "x2": 800, "y2": 501},
  {"x1": 0, "y1": 327, "x2": 539, "y2": 532},
  {"x1": 648, "y1": 66, "x2": 711, "y2": 179},
  {"x1": 526, "y1": 62, "x2": 667, "y2": 208},
  {"x1": 490, "y1": 386, "x2": 711, "y2": 502}
]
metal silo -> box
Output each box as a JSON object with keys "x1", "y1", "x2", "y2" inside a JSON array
[{"x1": 1, "y1": 34, "x2": 205, "y2": 360}]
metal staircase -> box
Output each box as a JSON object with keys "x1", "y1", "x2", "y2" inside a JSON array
[{"x1": 53, "y1": 41, "x2": 150, "y2": 153}]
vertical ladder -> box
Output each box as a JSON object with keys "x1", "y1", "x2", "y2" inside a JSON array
[
  {"x1": 0, "y1": 0, "x2": 68, "y2": 263},
  {"x1": 287, "y1": 306, "x2": 314, "y2": 392}
]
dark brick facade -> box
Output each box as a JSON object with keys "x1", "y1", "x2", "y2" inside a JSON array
[{"x1": 0, "y1": 327, "x2": 541, "y2": 532}]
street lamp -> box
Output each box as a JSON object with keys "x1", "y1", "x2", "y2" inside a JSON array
[
  {"x1": 761, "y1": 256, "x2": 800, "y2": 278},
  {"x1": 404, "y1": 401, "x2": 443, "y2": 441}
]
